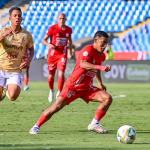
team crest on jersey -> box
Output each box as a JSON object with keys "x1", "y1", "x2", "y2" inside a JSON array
[
  {"x1": 56, "y1": 33, "x2": 59, "y2": 36},
  {"x1": 83, "y1": 51, "x2": 88, "y2": 56},
  {"x1": 21, "y1": 37, "x2": 25, "y2": 43},
  {"x1": 66, "y1": 33, "x2": 69, "y2": 37}
]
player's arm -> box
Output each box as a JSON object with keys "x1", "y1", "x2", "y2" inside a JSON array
[
  {"x1": 41, "y1": 34, "x2": 55, "y2": 49},
  {"x1": 0, "y1": 28, "x2": 12, "y2": 42},
  {"x1": 95, "y1": 70, "x2": 107, "y2": 91},
  {"x1": 68, "y1": 36, "x2": 73, "y2": 56},
  {"x1": 20, "y1": 47, "x2": 34, "y2": 70},
  {"x1": 80, "y1": 60, "x2": 111, "y2": 72}
]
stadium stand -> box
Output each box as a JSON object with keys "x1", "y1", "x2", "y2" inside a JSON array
[{"x1": 1, "y1": 0, "x2": 150, "y2": 59}]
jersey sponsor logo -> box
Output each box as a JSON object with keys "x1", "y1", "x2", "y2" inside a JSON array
[
  {"x1": 83, "y1": 51, "x2": 88, "y2": 56},
  {"x1": 56, "y1": 37, "x2": 67, "y2": 46},
  {"x1": 5, "y1": 44, "x2": 23, "y2": 50},
  {"x1": 6, "y1": 52, "x2": 18, "y2": 59},
  {"x1": 66, "y1": 33, "x2": 69, "y2": 37},
  {"x1": 12, "y1": 38, "x2": 18, "y2": 41},
  {"x1": 86, "y1": 71, "x2": 97, "y2": 77}
]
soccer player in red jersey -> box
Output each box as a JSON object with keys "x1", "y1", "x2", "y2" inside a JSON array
[
  {"x1": 29, "y1": 31, "x2": 112, "y2": 134},
  {"x1": 41, "y1": 13, "x2": 73, "y2": 103}
]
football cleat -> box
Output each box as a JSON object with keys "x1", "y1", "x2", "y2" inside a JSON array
[
  {"x1": 48, "y1": 89, "x2": 55, "y2": 103},
  {"x1": 1, "y1": 87, "x2": 7, "y2": 101},
  {"x1": 56, "y1": 91, "x2": 61, "y2": 99},
  {"x1": 88, "y1": 123, "x2": 108, "y2": 134},
  {"x1": 29, "y1": 126, "x2": 40, "y2": 134},
  {"x1": 24, "y1": 85, "x2": 29, "y2": 91}
]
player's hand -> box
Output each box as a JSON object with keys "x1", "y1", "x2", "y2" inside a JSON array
[
  {"x1": 96, "y1": 65, "x2": 111, "y2": 72},
  {"x1": 70, "y1": 51, "x2": 74, "y2": 58},
  {"x1": 47, "y1": 44, "x2": 55, "y2": 50},
  {"x1": 4, "y1": 28, "x2": 12, "y2": 36},
  {"x1": 20, "y1": 60, "x2": 30, "y2": 70},
  {"x1": 98, "y1": 83, "x2": 107, "y2": 91}
]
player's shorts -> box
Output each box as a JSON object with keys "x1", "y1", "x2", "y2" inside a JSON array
[
  {"x1": 0, "y1": 69, "x2": 21, "y2": 89},
  {"x1": 59, "y1": 85, "x2": 101, "y2": 105},
  {"x1": 47, "y1": 55, "x2": 67, "y2": 75}
]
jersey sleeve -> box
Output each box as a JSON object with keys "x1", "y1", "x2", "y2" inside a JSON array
[
  {"x1": 46, "y1": 26, "x2": 53, "y2": 36},
  {"x1": 26, "y1": 32, "x2": 34, "y2": 49},
  {"x1": 80, "y1": 47, "x2": 93, "y2": 62},
  {"x1": 100, "y1": 53, "x2": 106, "y2": 65},
  {"x1": 69, "y1": 28, "x2": 72, "y2": 37}
]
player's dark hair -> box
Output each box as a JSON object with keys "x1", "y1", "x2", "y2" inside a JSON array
[
  {"x1": 9, "y1": 6, "x2": 22, "y2": 16},
  {"x1": 94, "y1": 31, "x2": 109, "y2": 39}
]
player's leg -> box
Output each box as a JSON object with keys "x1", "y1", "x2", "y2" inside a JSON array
[
  {"x1": 23, "y1": 66, "x2": 29, "y2": 91},
  {"x1": 6, "y1": 73, "x2": 21, "y2": 101},
  {"x1": 7, "y1": 84, "x2": 21, "y2": 100},
  {"x1": 57, "y1": 70, "x2": 65, "y2": 98},
  {"x1": 88, "y1": 90, "x2": 113, "y2": 133},
  {"x1": 29, "y1": 96, "x2": 68, "y2": 134},
  {"x1": 57, "y1": 57, "x2": 67, "y2": 99}
]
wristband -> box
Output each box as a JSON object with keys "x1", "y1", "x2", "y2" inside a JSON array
[{"x1": 96, "y1": 65, "x2": 107, "y2": 71}]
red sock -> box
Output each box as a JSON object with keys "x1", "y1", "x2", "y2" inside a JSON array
[
  {"x1": 36, "y1": 113, "x2": 49, "y2": 127},
  {"x1": 58, "y1": 77, "x2": 65, "y2": 91},
  {"x1": 48, "y1": 77, "x2": 54, "y2": 90},
  {"x1": 94, "y1": 109, "x2": 106, "y2": 121},
  {"x1": 24, "y1": 78, "x2": 28, "y2": 86}
]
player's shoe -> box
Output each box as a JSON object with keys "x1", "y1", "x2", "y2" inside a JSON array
[
  {"x1": 88, "y1": 123, "x2": 108, "y2": 134},
  {"x1": 29, "y1": 126, "x2": 40, "y2": 134},
  {"x1": 24, "y1": 85, "x2": 29, "y2": 91},
  {"x1": 1, "y1": 87, "x2": 7, "y2": 101},
  {"x1": 48, "y1": 89, "x2": 55, "y2": 103},
  {"x1": 56, "y1": 91, "x2": 61, "y2": 99}
]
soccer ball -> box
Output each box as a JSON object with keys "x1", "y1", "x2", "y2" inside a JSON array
[{"x1": 117, "y1": 125, "x2": 136, "y2": 144}]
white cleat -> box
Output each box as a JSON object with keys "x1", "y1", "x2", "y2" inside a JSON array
[
  {"x1": 48, "y1": 89, "x2": 55, "y2": 103},
  {"x1": 88, "y1": 123, "x2": 108, "y2": 134},
  {"x1": 29, "y1": 126, "x2": 40, "y2": 134},
  {"x1": 56, "y1": 91, "x2": 61, "y2": 99}
]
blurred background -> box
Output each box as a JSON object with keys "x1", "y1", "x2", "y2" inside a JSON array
[{"x1": 1, "y1": 0, "x2": 150, "y2": 83}]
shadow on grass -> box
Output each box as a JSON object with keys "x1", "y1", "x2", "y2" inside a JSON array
[{"x1": 0, "y1": 144, "x2": 119, "y2": 150}]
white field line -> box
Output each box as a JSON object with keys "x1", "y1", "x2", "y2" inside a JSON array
[{"x1": 113, "y1": 95, "x2": 126, "y2": 98}]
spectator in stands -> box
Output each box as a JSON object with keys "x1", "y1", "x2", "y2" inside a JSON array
[
  {"x1": 106, "y1": 44, "x2": 113, "y2": 60},
  {"x1": 41, "y1": 13, "x2": 73, "y2": 103}
]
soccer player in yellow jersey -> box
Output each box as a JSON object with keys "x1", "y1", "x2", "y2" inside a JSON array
[{"x1": 0, "y1": 6, "x2": 34, "y2": 101}]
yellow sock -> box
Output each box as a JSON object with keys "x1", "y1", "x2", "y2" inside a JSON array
[{"x1": 6, "y1": 91, "x2": 10, "y2": 99}]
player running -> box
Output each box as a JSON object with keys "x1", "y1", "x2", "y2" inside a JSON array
[
  {"x1": 0, "y1": 6, "x2": 34, "y2": 101},
  {"x1": 41, "y1": 13, "x2": 73, "y2": 103},
  {"x1": 29, "y1": 31, "x2": 112, "y2": 134}
]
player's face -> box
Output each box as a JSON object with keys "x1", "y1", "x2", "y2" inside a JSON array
[
  {"x1": 57, "y1": 14, "x2": 66, "y2": 26},
  {"x1": 9, "y1": 10, "x2": 22, "y2": 26},
  {"x1": 95, "y1": 37, "x2": 108, "y2": 53}
]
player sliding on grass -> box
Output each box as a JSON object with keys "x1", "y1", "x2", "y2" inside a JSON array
[
  {"x1": 0, "y1": 6, "x2": 34, "y2": 101},
  {"x1": 29, "y1": 31, "x2": 112, "y2": 134}
]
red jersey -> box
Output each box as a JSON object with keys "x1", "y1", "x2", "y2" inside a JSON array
[
  {"x1": 46, "y1": 23, "x2": 72, "y2": 56},
  {"x1": 66, "y1": 45, "x2": 106, "y2": 91}
]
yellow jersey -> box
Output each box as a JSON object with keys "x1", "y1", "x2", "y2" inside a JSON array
[{"x1": 0, "y1": 25, "x2": 34, "y2": 73}]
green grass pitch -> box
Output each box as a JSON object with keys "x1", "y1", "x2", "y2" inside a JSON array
[{"x1": 0, "y1": 82, "x2": 150, "y2": 150}]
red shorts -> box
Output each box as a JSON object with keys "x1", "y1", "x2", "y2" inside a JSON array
[
  {"x1": 47, "y1": 55, "x2": 67, "y2": 75},
  {"x1": 59, "y1": 85, "x2": 101, "y2": 105}
]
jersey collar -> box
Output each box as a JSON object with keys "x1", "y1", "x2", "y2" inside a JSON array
[{"x1": 10, "y1": 26, "x2": 22, "y2": 34}]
